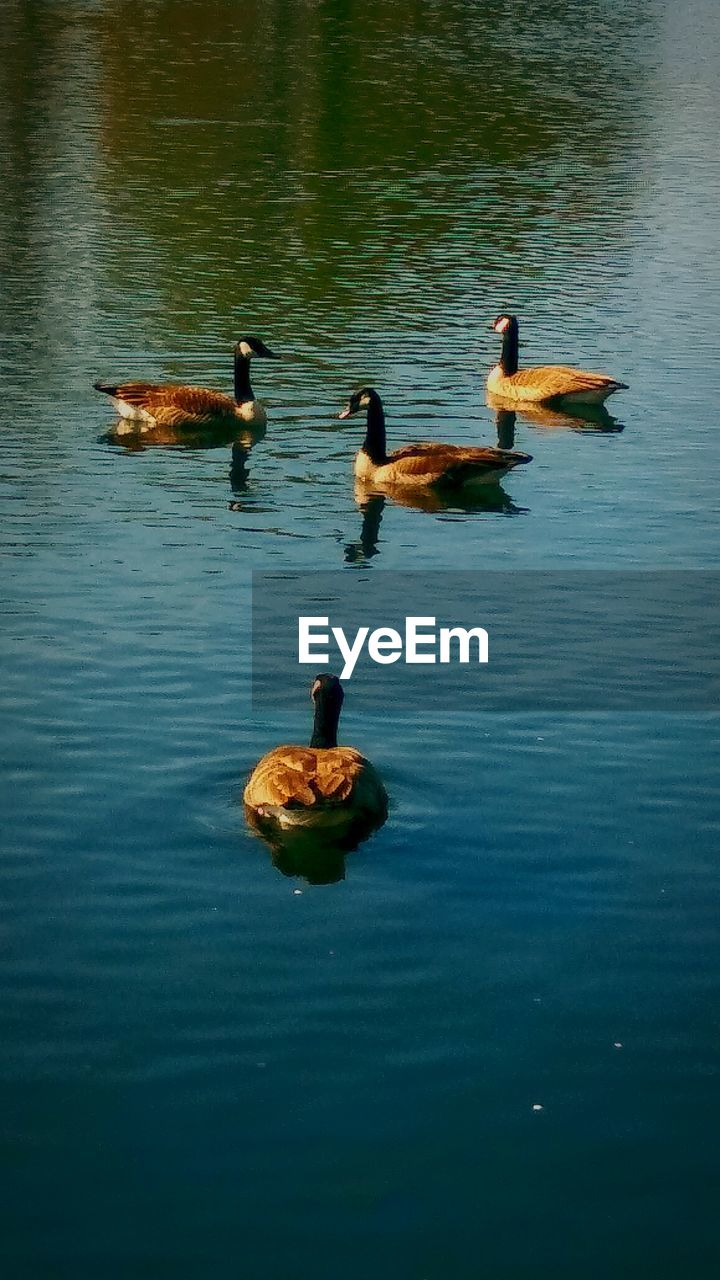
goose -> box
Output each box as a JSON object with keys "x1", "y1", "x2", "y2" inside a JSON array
[
  {"x1": 94, "y1": 335, "x2": 279, "y2": 428},
  {"x1": 338, "y1": 387, "x2": 532, "y2": 487},
  {"x1": 244, "y1": 674, "x2": 388, "y2": 834},
  {"x1": 487, "y1": 315, "x2": 627, "y2": 404}
]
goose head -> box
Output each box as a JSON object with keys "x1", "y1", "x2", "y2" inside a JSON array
[
  {"x1": 338, "y1": 387, "x2": 380, "y2": 419},
  {"x1": 234, "y1": 335, "x2": 280, "y2": 360},
  {"x1": 311, "y1": 672, "x2": 344, "y2": 711},
  {"x1": 491, "y1": 314, "x2": 518, "y2": 336}
]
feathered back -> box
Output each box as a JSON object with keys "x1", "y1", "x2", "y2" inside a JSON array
[
  {"x1": 356, "y1": 441, "x2": 532, "y2": 487},
  {"x1": 244, "y1": 745, "x2": 387, "y2": 819},
  {"x1": 95, "y1": 381, "x2": 238, "y2": 426}
]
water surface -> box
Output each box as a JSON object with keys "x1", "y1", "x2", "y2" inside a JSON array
[{"x1": 1, "y1": 2, "x2": 719, "y2": 1276}]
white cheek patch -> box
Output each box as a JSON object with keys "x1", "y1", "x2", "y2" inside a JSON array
[
  {"x1": 238, "y1": 341, "x2": 255, "y2": 358},
  {"x1": 359, "y1": 394, "x2": 371, "y2": 408},
  {"x1": 495, "y1": 317, "x2": 510, "y2": 334}
]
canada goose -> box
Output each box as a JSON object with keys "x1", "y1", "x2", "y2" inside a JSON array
[
  {"x1": 487, "y1": 315, "x2": 627, "y2": 404},
  {"x1": 94, "y1": 335, "x2": 279, "y2": 428},
  {"x1": 244, "y1": 674, "x2": 388, "y2": 834},
  {"x1": 338, "y1": 388, "x2": 532, "y2": 487}
]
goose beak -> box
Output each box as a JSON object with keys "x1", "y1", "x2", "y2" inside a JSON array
[
  {"x1": 262, "y1": 347, "x2": 281, "y2": 359},
  {"x1": 338, "y1": 405, "x2": 352, "y2": 420}
]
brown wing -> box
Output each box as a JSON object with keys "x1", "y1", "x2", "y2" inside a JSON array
[
  {"x1": 504, "y1": 366, "x2": 625, "y2": 400},
  {"x1": 244, "y1": 746, "x2": 385, "y2": 814},
  {"x1": 105, "y1": 382, "x2": 237, "y2": 424},
  {"x1": 390, "y1": 443, "x2": 460, "y2": 460},
  {"x1": 385, "y1": 443, "x2": 530, "y2": 483},
  {"x1": 384, "y1": 444, "x2": 468, "y2": 481}
]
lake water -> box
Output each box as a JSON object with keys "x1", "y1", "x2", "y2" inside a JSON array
[{"x1": 1, "y1": 2, "x2": 719, "y2": 1276}]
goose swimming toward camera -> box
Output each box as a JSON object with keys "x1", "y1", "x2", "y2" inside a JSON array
[
  {"x1": 487, "y1": 315, "x2": 627, "y2": 405},
  {"x1": 93, "y1": 335, "x2": 279, "y2": 428},
  {"x1": 338, "y1": 387, "x2": 532, "y2": 487},
  {"x1": 244, "y1": 675, "x2": 388, "y2": 833}
]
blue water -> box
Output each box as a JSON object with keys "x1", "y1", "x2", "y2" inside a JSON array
[{"x1": 1, "y1": 1, "x2": 719, "y2": 1275}]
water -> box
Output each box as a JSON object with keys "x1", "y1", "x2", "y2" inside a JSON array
[{"x1": 1, "y1": 1, "x2": 719, "y2": 1275}]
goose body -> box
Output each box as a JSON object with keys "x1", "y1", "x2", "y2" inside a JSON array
[
  {"x1": 339, "y1": 388, "x2": 532, "y2": 488},
  {"x1": 488, "y1": 315, "x2": 627, "y2": 405},
  {"x1": 94, "y1": 336, "x2": 279, "y2": 429},
  {"x1": 244, "y1": 675, "x2": 388, "y2": 833}
]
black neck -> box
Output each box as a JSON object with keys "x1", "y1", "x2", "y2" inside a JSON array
[
  {"x1": 362, "y1": 394, "x2": 387, "y2": 465},
  {"x1": 500, "y1": 320, "x2": 519, "y2": 376},
  {"x1": 234, "y1": 353, "x2": 254, "y2": 404},
  {"x1": 310, "y1": 698, "x2": 340, "y2": 749}
]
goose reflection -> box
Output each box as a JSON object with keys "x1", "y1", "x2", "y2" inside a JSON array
[
  {"x1": 344, "y1": 493, "x2": 386, "y2": 564},
  {"x1": 104, "y1": 420, "x2": 264, "y2": 506},
  {"x1": 103, "y1": 418, "x2": 267, "y2": 452},
  {"x1": 495, "y1": 407, "x2": 517, "y2": 449},
  {"x1": 345, "y1": 477, "x2": 524, "y2": 561},
  {"x1": 229, "y1": 441, "x2": 251, "y2": 496},
  {"x1": 245, "y1": 813, "x2": 382, "y2": 885},
  {"x1": 487, "y1": 392, "x2": 624, "y2": 433}
]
